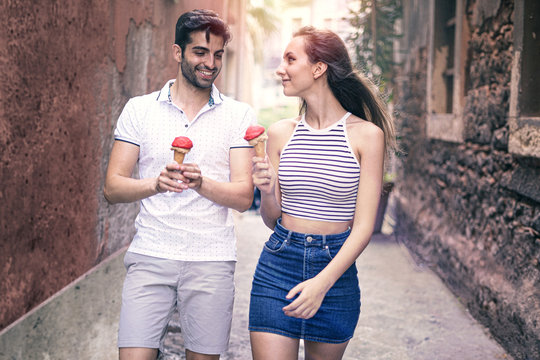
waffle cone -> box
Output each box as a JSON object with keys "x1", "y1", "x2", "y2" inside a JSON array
[
  {"x1": 253, "y1": 141, "x2": 266, "y2": 158},
  {"x1": 248, "y1": 134, "x2": 267, "y2": 158},
  {"x1": 174, "y1": 151, "x2": 185, "y2": 164},
  {"x1": 171, "y1": 147, "x2": 190, "y2": 164}
]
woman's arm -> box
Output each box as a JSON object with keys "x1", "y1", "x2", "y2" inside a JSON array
[
  {"x1": 282, "y1": 121, "x2": 385, "y2": 319},
  {"x1": 252, "y1": 119, "x2": 296, "y2": 229}
]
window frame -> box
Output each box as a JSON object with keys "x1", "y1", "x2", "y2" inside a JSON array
[
  {"x1": 508, "y1": 0, "x2": 540, "y2": 158},
  {"x1": 426, "y1": 0, "x2": 468, "y2": 143}
]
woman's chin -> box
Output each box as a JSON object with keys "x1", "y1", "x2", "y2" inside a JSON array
[{"x1": 282, "y1": 88, "x2": 295, "y2": 97}]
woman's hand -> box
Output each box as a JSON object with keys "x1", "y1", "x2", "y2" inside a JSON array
[
  {"x1": 282, "y1": 276, "x2": 331, "y2": 319},
  {"x1": 252, "y1": 156, "x2": 276, "y2": 196}
]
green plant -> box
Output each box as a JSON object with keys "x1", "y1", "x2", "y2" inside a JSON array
[
  {"x1": 383, "y1": 172, "x2": 396, "y2": 183},
  {"x1": 348, "y1": 1, "x2": 403, "y2": 186},
  {"x1": 257, "y1": 104, "x2": 298, "y2": 129},
  {"x1": 247, "y1": 0, "x2": 280, "y2": 64},
  {"x1": 347, "y1": 0, "x2": 402, "y2": 96}
]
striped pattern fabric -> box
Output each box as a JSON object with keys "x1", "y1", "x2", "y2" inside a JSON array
[{"x1": 278, "y1": 113, "x2": 360, "y2": 222}]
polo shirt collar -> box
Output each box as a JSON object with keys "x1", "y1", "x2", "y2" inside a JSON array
[{"x1": 156, "y1": 79, "x2": 223, "y2": 108}]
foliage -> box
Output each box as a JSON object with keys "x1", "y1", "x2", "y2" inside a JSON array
[
  {"x1": 347, "y1": 0, "x2": 402, "y2": 94},
  {"x1": 257, "y1": 104, "x2": 298, "y2": 129},
  {"x1": 247, "y1": 0, "x2": 280, "y2": 63}
]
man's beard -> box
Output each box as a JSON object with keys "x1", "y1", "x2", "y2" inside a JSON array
[{"x1": 181, "y1": 59, "x2": 218, "y2": 89}]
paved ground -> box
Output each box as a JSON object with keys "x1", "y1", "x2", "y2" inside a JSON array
[{"x1": 161, "y1": 211, "x2": 511, "y2": 360}]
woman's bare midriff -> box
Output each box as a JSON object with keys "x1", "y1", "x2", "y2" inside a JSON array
[{"x1": 281, "y1": 213, "x2": 352, "y2": 235}]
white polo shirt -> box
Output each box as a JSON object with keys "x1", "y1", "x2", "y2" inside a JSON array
[{"x1": 114, "y1": 80, "x2": 256, "y2": 261}]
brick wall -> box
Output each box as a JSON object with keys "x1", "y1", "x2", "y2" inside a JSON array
[{"x1": 394, "y1": 0, "x2": 540, "y2": 358}]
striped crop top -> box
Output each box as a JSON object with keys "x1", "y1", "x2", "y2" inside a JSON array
[{"x1": 278, "y1": 112, "x2": 360, "y2": 222}]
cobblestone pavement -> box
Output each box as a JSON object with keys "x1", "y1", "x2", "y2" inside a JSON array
[{"x1": 160, "y1": 211, "x2": 511, "y2": 360}]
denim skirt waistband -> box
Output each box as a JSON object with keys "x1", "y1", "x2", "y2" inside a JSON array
[{"x1": 274, "y1": 218, "x2": 351, "y2": 247}]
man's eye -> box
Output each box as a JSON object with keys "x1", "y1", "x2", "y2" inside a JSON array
[
  {"x1": 216, "y1": 54, "x2": 223, "y2": 59},
  {"x1": 195, "y1": 52, "x2": 205, "y2": 56}
]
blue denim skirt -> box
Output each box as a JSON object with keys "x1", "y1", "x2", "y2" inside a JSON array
[{"x1": 249, "y1": 219, "x2": 361, "y2": 343}]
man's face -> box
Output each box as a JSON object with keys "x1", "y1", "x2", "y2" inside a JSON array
[{"x1": 180, "y1": 30, "x2": 225, "y2": 89}]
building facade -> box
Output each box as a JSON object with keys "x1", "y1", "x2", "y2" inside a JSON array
[{"x1": 393, "y1": 0, "x2": 539, "y2": 358}]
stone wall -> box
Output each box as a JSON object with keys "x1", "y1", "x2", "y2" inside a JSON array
[
  {"x1": 393, "y1": 0, "x2": 540, "y2": 359},
  {"x1": 0, "y1": 0, "x2": 226, "y2": 331}
]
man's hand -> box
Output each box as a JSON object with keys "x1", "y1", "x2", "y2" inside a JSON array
[
  {"x1": 179, "y1": 163, "x2": 203, "y2": 190},
  {"x1": 155, "y1": 162, "x2": 189, "y2": 193}
]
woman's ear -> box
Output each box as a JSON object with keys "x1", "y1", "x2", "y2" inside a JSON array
[{"x1": 313, "y1": 62, "x2": 328, "y2": 79}]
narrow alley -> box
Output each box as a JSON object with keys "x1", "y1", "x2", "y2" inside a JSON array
[{"x1": 160, "y1": 211, "x2": 510, "y2": 360}]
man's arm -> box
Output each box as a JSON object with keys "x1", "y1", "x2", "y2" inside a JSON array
[
  {"x1": 180, "y1": 147, "x2": 254, "y2": 212},
  {"x1": 104, "y1": 140, "x2": 158, "y2": 204}
]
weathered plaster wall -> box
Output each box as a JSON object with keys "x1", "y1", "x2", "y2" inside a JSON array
[
  {"x1": 394, "y1": 0, "x2": 540, "y2": 359},
  {"x1": 0, "y1": 248, "x2": 127, "y2": 360},
  {"x1": 1, "y1": 0, "x2": 111, "y2": 332},
  {"x1": 0, "y1": 0, "x2": 225, "y2": 331}
]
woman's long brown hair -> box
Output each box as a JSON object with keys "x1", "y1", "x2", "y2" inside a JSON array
[{"x1": 295, "y1": 26, "x2": 397, "y2": 157}]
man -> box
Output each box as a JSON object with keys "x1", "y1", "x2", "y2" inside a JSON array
[{"x1": 104, "y1": 9, "x2": 255, "y2": 360}]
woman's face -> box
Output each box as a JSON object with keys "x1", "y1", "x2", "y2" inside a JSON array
[{"x1": 276, "y1": 36, "x2": 316, "y2": 97}]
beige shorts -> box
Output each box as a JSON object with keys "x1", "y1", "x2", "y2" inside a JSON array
[{"x1": 118, "y1": 251, "x2": 236, "y2": 355}]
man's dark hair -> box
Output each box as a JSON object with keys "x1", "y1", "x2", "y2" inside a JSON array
[{"x1": 175, "y1": 9, "x2": 231, "y2": 52}]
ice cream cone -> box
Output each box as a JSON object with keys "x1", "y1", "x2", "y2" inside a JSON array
[
  {"x1": 250, "y1": 137, "x2": 267, "y2": 158},
  {"x1": 244, "y1": 125, "x2": 267, "y2": 158},
  {"x1": 170, "y1": 136, "x2": 193, "y2": 164},
  {"x1": 171, "y1": 147, "x2": 190, "y2": 164}
]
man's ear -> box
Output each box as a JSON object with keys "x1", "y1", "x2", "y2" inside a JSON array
[
  {"x1": 313, "y1": 62, "x2": 328, "y2": 79},
  {"x1": 172, "y1": 44, "x2": 182, "y2": 62}
]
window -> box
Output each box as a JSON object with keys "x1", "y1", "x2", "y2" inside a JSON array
[
  {"x1": 509, "y1": 0, "x2": 540, "y2": 158},
  {"x1": 426, "y1": 0, "x2": 470, "y2": 142}
]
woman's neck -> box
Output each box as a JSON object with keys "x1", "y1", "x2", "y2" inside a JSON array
[{"x1": 303, "y1": 89, "x2": 347, "y2": 129}]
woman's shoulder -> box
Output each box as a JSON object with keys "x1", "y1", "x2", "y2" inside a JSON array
[
  {"x1": 268, "y1": 116, "x2": 301, "y2": 137},
  {"x1": 346, "y1": 114, "x2": 384, "y2": 157},
  {"x1": 346, "y1": 114, "x2": 384, "y2": 139}
]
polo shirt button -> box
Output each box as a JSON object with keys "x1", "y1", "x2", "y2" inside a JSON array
[
  {"x1": 185, "y1": 124, "x2": 188, "y2": 128},
  {"x1": 306, "y1": 236, "x2": 313, "y2": 242}
]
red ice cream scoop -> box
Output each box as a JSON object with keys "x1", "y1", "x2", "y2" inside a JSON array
[
  {"x1": 171, "y1": 136, "x2": 193, "y2": 164},
  {"x1": 171, "y1": 136, "x2": 193, "y2": 149},
  {"x1": 244, "y1": 125, "x2": 267, "y2": 157},
  {"x1": 244, "y1": 125, "x2": 266, "y2": 141}
]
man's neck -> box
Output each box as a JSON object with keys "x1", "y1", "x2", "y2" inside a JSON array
[{"x1": 170, "y1": 77, "x2": 213, "y2": 121}]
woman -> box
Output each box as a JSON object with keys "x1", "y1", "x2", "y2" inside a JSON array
[{"x1": 248, "y1": 26, "x2": 396, "y2": 360}]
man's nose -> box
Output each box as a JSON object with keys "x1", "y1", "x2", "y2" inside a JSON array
[{"x1": 204, "y1": 55, "x2": 216, "y2": 69}]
